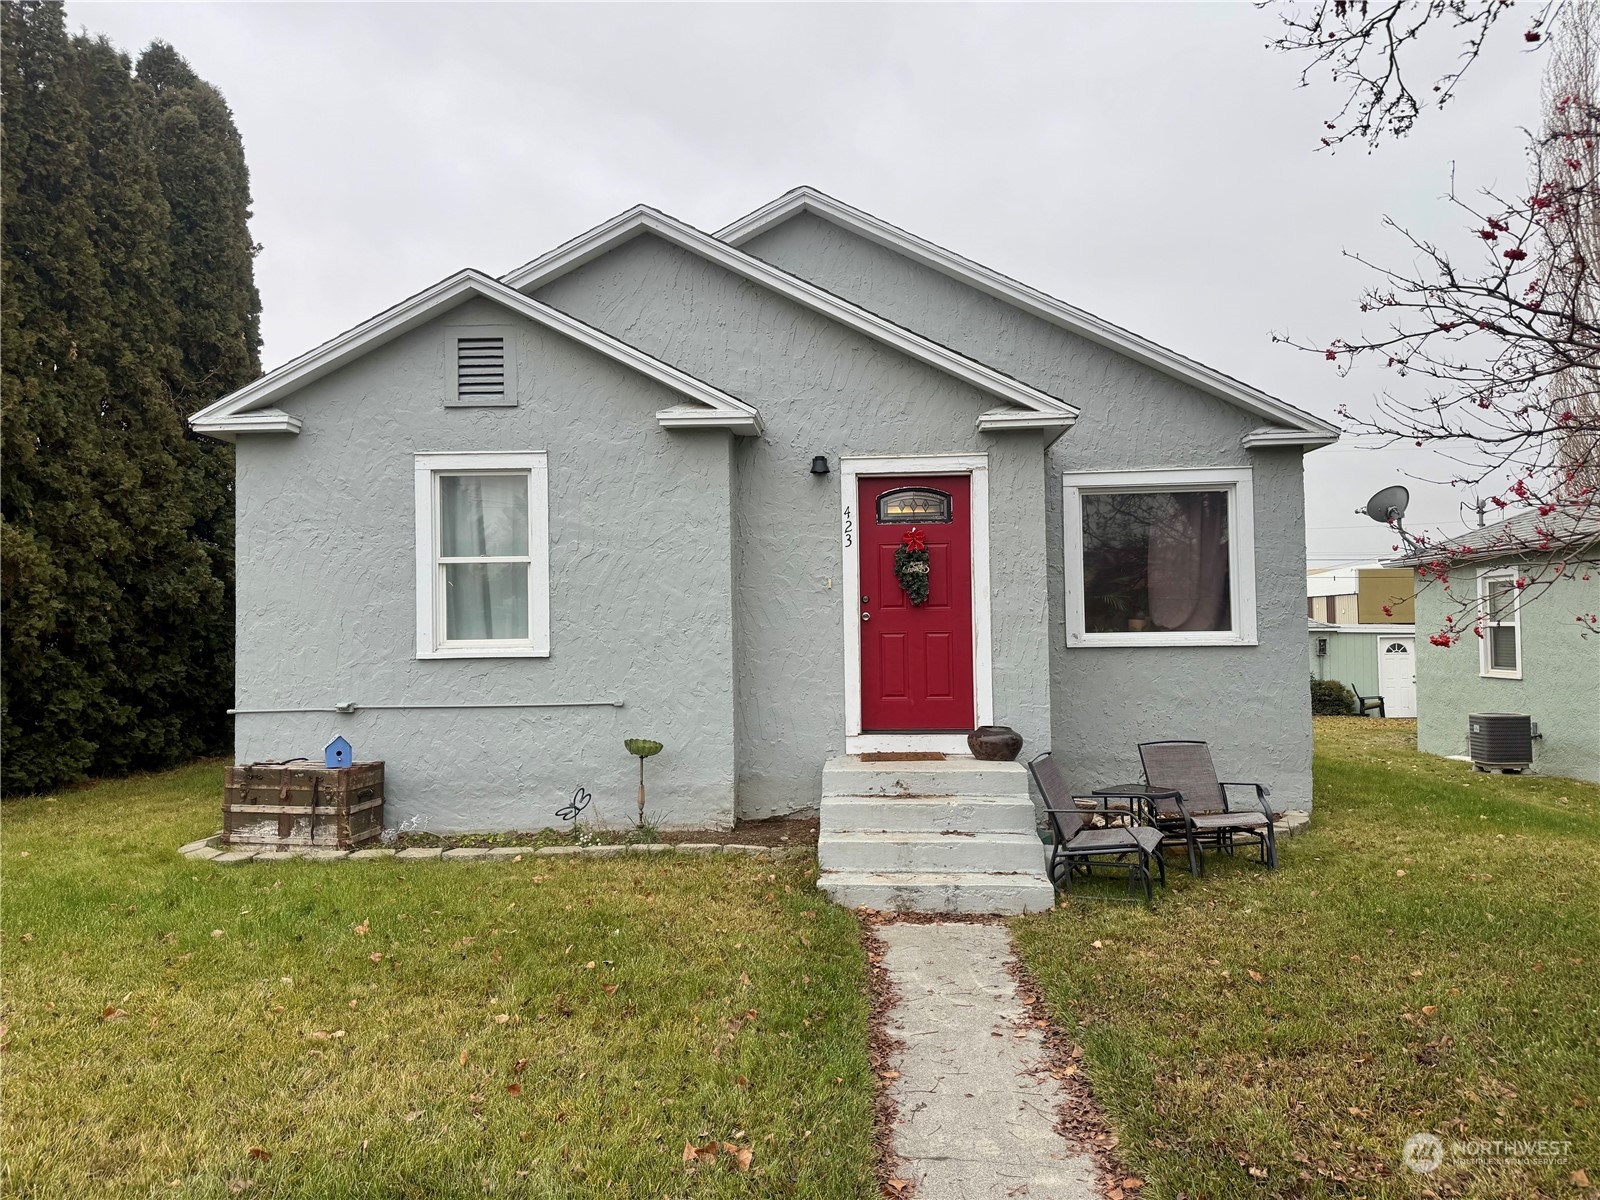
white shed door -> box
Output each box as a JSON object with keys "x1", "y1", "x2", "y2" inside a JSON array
[{"x1": 1378, "y1": 638, "x2": 1417, "y2": 718}]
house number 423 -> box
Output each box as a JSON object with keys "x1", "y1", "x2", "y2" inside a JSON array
[{"x1": 842, "y1": 505, "x2": 853, "y2": 548}]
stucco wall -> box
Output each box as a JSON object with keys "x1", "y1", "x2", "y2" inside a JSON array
[
  {"x1": 234, "y1": 296, "x2": 738, "y2": 831},
  {"x1": 1415, "y1": 564, "x2": 1600, "y2": 783},
  {"x1": 534, "y1": 235, "x2": 1054, "y2": 818},
  {"x1": 741, "y1": 212, "x2": 1315, "y2": 809}
]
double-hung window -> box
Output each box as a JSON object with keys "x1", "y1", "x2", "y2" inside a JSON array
[
  {"x1": 414, "y1": 452, "x2": 549, "y2": 658},
  {"x1": 1478, "y1": 570, "x2": 1521, "y2": 678},
  {"x1": 1062, "y1": 466, "x2": 1257, "y2": 647}
]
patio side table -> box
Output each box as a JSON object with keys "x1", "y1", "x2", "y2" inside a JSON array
[{"x1": 1089, "y1": 784, "x2": 1195, "y2": 875}]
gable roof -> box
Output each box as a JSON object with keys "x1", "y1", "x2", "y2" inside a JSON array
[
  {"x1": 716, "y1": 187, "x2": 1341, "y2": 449},
  {"x1": 1390, "y1": 504, "x2": 1600, "y2": 567},
  {"x1": 189, "y1": 269, "x2": 763, "y2": 438},
  {"x1": 499, "y1": 205, "x2": 1079, "y2": 434}
]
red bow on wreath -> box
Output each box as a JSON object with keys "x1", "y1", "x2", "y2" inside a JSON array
[{"x1": 901, "y1": 527, "x2": 926, "y2": 551}]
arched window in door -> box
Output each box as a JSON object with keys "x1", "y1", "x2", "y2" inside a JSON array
[
  {"x1": 1385, "y1": 642, "x2": 1410, "y2": 654},
  {"x1": 876, "y1": 488, "x2": 952, "y2": 524}
]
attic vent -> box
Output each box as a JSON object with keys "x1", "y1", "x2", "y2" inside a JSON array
[{"x1": 456, "y1": 337, "x2": 506, "y2": 401}]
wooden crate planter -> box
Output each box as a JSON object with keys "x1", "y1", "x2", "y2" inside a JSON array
[{"x1": 223, "y1": 762, "x2": 384, "y2": 849}]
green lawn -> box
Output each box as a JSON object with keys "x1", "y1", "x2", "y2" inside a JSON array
[
  {"x1": 1014, "y1": 718, "x2": 1600, "y2": 1199},
  {"x1": 0, "y1": 762, "x2": 876, "y2": 1199}
]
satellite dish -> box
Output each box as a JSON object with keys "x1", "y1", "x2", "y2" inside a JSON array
[
  {"x1": 1356, "y1": 484, "x2": 1424, "y2": 556},
  {"x1": 1361, "y1": 485, "x2": 1410, "y2": 525}
]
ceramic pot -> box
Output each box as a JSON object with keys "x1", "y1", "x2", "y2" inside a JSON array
[{"x1": 967, "y1": 725, "x2": 1023, "y2": 761}]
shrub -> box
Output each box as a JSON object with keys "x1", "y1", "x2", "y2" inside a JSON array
[{"x1": 1310, "y1": 676, "x2": 1357, "y2": 715}]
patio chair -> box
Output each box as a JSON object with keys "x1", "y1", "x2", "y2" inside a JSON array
[
  {"x1": 1352, "y1": 689, "x2": 1386, "y2": 718},
  {"x1": 1137, "y1": 740, "x2": 1277, "y2": 876},
  {"x1": 1026, "y1": 751, "x2": 1166, "y2": 901}
]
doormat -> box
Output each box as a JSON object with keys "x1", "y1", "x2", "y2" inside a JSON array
[{"x1": 859, "y1": 752, "x2": 946, "y2": 762}]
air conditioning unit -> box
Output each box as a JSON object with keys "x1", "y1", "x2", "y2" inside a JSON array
[{"x1": 1468, "y1": 713, "x2": 1533, "y2": 772}]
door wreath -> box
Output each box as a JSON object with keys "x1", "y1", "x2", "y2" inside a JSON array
[{"x1": 893, "y1": 527, "x2": 931, "y2": 606}]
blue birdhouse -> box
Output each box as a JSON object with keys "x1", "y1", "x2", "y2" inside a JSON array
[{"x1": 324, "y1": 736, "x2": 353, "y2": 769}]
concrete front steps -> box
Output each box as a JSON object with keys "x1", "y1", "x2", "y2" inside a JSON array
[{"x1": 817, "y1": 755, "x2": 1055, "y2": 915}]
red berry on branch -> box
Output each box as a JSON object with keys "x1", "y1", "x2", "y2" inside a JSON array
[{"x1": 1503, "y1": 248, "x2": 1528, "y2": 261}]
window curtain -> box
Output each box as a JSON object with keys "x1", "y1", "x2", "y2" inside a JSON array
[
  {"x1": 441, "y1": 475, "x2": 529, "y2": 640},
  {"x1": 1146, "y1": 491, "x2": 1230, "y2": 631}
]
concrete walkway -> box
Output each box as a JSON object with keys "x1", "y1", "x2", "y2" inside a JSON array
[{"x1": 877, "y1": 922, "x2": 1103, "y2": 1200}]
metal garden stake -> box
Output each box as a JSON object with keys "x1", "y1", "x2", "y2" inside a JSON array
[{"x1": 623, "y1": 739, "x2": 663, "y2": 827}]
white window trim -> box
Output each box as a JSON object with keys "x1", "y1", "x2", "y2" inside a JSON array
[
  {"x1": 414, "y1": 451, "x2": 550, "y2": 659},
  {"x1": 1062, "y1": 466, "x2": 1258, "y2": 648},
  {"x1": 1477, "y1": 568, "x2": 1523, "y2": 679},
  {"x1": 444, "y1": 324, "x2": 518, "y2": 408},
  {"x1": 839, "y1": 454, "x2": 994, "y2": 754}
]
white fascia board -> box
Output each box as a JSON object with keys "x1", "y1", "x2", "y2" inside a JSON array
[
  {"x1": 501, "y1": 207, "x2": 1077, "y2": 422},
  {"x1": 1241, "y1": 426, "x2": 1340, "y2": 449},
  {"x1": 188, "y1": 269, "x2": 759, "y2": 435},
  {"x1": 189, "y1": 408, "x2": 302, "y2": 439},
  {"x1": 654, "y1": 404, "x2": 762, "y2": 435},
  {"x1": 974, "y1": 407, "x2": 1075, "y2": 432},
  {"x1": 717, "y1": 187, "x2": 1341, "y2": 443}
]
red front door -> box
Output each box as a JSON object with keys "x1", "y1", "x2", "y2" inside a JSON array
[{"x1": 859, "y1": 475, "x2": 975, "y2": 732}]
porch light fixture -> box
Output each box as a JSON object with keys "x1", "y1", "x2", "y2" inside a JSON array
[{"x1": 810, "y1": 455, "x2": 830, "y2": 476}]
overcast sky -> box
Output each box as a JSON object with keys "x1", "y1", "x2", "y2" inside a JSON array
[{"x1": 71, "y1": 2, "x2": 1551, "y2": 567}]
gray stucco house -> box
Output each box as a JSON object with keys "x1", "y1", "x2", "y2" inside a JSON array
[
  {"x1": 1400, "y1": 508, "x2": 1600, "y2": 784},
  {"x1": 192, "y1": 187, "x2": 1339, "y2": 855}
]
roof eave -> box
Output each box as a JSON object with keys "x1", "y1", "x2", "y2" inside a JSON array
[
  {"x1": 190, "y1": 409, "x2": 303, "y2": 440},
  {"x1": 975, "y1": 407, "x2": 1076, "y2": 432},
  {"x1": 1241, "y1": 426, "x2": 1341, "y2": 450},
  {"x1": 655, "y1": 405, "x2": 764, "y2": 436}
]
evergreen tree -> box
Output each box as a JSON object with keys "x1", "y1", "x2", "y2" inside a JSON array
[
  {"x1": 1, "y1": 2, "x2": 260, "y2": 792},
  {"x1": 136, "y1": 41, "x2": 262, "y2": 759}
]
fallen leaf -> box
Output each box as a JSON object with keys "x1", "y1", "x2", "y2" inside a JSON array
[
  {"x1": 352, "y1": 920, "x2": 369, "y2": 936},
  {"x1": 369, "y1": 952, "x2": 383, "y2": 963},
  {"x1": 602, "y1": 983, "x2": 619, "y2": 996},
  {"x1": 506, "y1": 1083, "x2": 521, "y2": 1096},
  {"x1": 1247, "y1": 969, "x2": 1264, "y2": 983},
  {"x1": 584, "y1": 961, "x2": 596, "y2": 970},
  {"x1": 246, "y1": 1146, "x2": 271, "y2": 1161},
  {"x1": 683, "y1": 1139, "x2": 719, "y2": 1167},
  {"x1": 403, "y1": 1110, "x2": 423, "y2": 1123},
  {"x1": 459, "y1": 1049, "x2": 469, "y2": 1066},
  {"x1": 1571, "y1": 1168, "x2": 1590, "y2": 1187},
  {"x1": 1396, "y1": 869, "x2": 1407, "y2": 877},
  {"x1": 733, "y1": 1145, "x2": 753, "y2": 1171},
  {"x1": 101, "y1": 1006, "x2": 128, "y2": 1021},
  {"x1": 1422, "y1": 1005, "x2": 1439, "y2": 1016},
  {"x1": 492, "y1": 1014, "x2": 510, "y2": 1024},
  {"x1": 1247, "y1": 1165, "x2": 1268, "y2": 1179},
  {"x1": 886, "y1": 1179, "x2": 911, "y2": 1193},
  {"x1": 211, "y1": 930, "x2": 225, "y2": 939},
  {"x1": 879, "y1": 1070, "x2": 900, "y2": 1081},
  {"x1": 1091, "y1": 940, "x2": 1104, "y2": 949},
  {"x1": 1122, "y1": 1178, "x2": 1144, "y2": 1191},
  {"x1": 513, "y1": 1058, "x2": 528, "y2": 1074}
]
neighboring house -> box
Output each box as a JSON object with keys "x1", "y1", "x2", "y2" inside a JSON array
[
  {"x1": 191, "y1": 186, "x2": 1339, "y2": 842},
  {"x1": 1306, "y1": 563, "x2": 1415, "y2": 625},
  {"x1": 1308, "y1": 621, "x2": 1418, "y2": 717},
  {"x1": 1397, "y1": 508, "x2": 1600, "y2": 783},
  {"x1": 1306, "y1": 563, "x2": 1417, "y2": 716}
]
